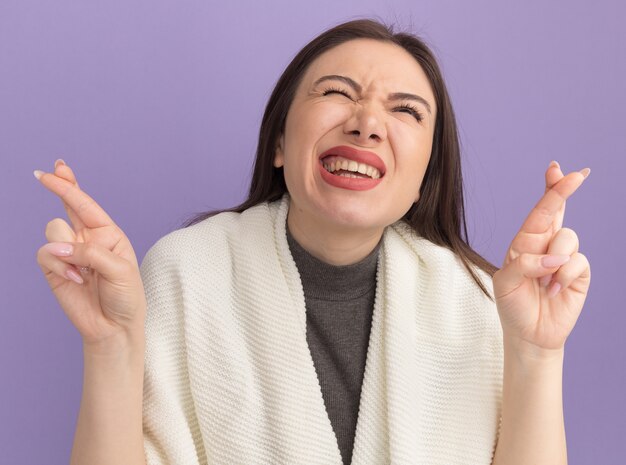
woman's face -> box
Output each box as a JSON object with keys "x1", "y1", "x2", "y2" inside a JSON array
[{"x1": 274, "y1": 38, "x2": 437, "y2": 236}]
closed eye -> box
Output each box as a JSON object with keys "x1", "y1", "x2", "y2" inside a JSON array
[
  {"x1": 321, "y1": 87, "x2": 352, "y2": 99},
  {"x1": 321, "y1": 86, "x2": 424, "y2": 122},
  {"x1": 394, "y1": 103, "x2": 424, "y2": 122}
]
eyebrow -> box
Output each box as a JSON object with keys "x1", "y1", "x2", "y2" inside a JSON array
[{"x1": 313, "y1": 74, "x2": 432, "y2": 115}]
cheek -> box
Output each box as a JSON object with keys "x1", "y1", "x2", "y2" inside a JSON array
[
  {"x1": 302, "y1": 104, "x2": 351, "y2": 134},
  {"x1": 388, "y1": 127, "x2": 428, "y2": 168},
  {"x1": 387, "y1": 120, "x2": 422, "y2": 142},
  {"x1": 281, "y1": 112, "x2": 342, "y2": 168},
  {"x1": 389, "y1": 130, "x2": 431, "y2": 196}
]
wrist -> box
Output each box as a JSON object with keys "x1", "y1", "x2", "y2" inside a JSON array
[
  {"x1": 503, "y1": 335, "x2": 565, "y2": 364},
  {"x1": 83, "y1": 328, "x2": 145, "y2": 359}
]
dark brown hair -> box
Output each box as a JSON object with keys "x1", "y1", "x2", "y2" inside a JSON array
[{"x1": 181, "y1": 17, "x2": 499, "y2": 301}]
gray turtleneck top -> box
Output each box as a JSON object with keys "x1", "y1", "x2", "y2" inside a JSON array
[{"x1": 286, "y1": 227, "x2": 382, "y2": 465}]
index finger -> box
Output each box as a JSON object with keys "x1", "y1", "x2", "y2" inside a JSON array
[
  {"x1": 53, "y1": 161, "x2": 87, "y2": 233},
  {"x1": 520, "y1": 169, "x2": 589, "y2": 234},
  {"x1": 545, "y1": 161, "x2": 565, "y2": 231},
  {"x1": 34, "y1": 170, "x2": 116, "y2": 229}
]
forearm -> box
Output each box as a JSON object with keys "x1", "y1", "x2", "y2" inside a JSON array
[
  {"x1": 492, "y1": 338, "x2": 567, "y2": 465},
  {"x1": 70, "y1": 333, "x2": 147, "y2": 465}
]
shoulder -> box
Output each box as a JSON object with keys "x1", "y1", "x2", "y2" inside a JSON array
[
  {"x1": 139, "y1": 210, "x2": 236, "y2": 272},
  {"x1": 139, "y1": 199, "x2": 283, "y2": 275},
  {"x1": 388, "y1": 219, "x2": 496, "y2": 304},
  {"x1": 388, "y1": 220, "x2": 465, "y2": 271}
]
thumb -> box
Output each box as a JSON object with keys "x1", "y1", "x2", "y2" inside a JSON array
[
  {"x1": 495, "y1": 253, "x2": 571, "y2": 294},
  {"x1": 45, "y1": 218, "x2": 77, "y2": 243}
]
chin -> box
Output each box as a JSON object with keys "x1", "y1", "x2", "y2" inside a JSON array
[{"x1": 318, "y1": 202, "x2": 390, "y2": 231}]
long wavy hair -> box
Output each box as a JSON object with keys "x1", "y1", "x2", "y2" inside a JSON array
[{"x1": 181, "y1": 18, "x2": 499, "y2": 301}]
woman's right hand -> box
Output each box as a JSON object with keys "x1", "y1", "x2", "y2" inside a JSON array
[{"x1": 35, "y1": 160, "x2": 147, "y2": 348}]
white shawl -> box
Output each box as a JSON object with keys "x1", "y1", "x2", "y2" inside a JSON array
[{"x1": 140, "y1": 193, "x2": 504, "y2": 465}]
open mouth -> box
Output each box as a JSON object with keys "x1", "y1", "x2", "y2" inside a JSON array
[{"x1": 320, "y1": 155, "x2": 382, "y2": 179}]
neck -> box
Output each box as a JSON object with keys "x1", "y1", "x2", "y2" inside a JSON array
[{"x1": 286, "y1": 207, "x2": 384, "y2": 266}]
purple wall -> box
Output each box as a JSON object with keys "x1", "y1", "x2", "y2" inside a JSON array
[{"x1": 2, "y1": 0, "x2": 624, "y2": 463}]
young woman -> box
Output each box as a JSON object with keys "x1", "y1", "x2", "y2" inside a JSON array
[{"x1": 35, "y1": 18, "x2": 590, "y2": 465}]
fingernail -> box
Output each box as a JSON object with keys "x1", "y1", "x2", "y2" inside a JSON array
[
  {"x1": 44, "y1": 242, "x2": 74, "y2": 257},
  {"x1": 541, "y1": 254, "x2": 570, "y2": 268},
  {"x1": 580, "y1": 168, "x2": 591, "y2": 179},
  {"x1": 54, "y1": 159, "x2": 66, "y2": 168},
  {"x1": 549, "y1": 160, "x2": 560, "y2": 169},
  {"x1": 66, "y1": 268, "x2": 84, "y2": 284},
  {"x1": 539, "y1": 274, "x2": 552, "y2": 287},
  {"x1": 547, "y1": 281, "x2": 561, "y2": 299},
  {"x1": 33, "y1": 170, "x2": 44, "y2": 180}
]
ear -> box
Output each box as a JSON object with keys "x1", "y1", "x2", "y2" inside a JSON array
[{"x1": 273, "y1": 134, "x2": 285, "y2": 168}]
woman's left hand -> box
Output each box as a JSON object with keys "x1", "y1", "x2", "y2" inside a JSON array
[{"x1": 492, "y1": 161, "x2": 591, "y2": 355}]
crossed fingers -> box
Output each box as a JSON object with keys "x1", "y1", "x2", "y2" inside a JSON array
[
  {"x1": 505, "y1": 162, "x2": 590, "y2": 265},
  {"x1": 34, "y1": 162, "x2": 115, "y2": 230},
  {"x1": 520, "y1": 167, "x2": 589, "y2": 235}
]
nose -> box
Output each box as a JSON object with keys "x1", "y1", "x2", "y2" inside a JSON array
[{"x1": 343, "y1": 101, "x2": 387, "y2": 144}]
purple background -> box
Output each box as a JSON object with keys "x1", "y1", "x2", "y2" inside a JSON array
[{"x1": 2, "y1": 0, "x2": 624, "y2": 463}]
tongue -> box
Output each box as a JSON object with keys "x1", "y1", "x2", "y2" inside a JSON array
[{"x1": 334, "y1": 169, "x2": 371, "y2": 178}]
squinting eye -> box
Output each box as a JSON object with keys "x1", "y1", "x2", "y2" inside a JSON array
[
  {"x1": 395, "y1": 103, "x2": 424, "y2": 123},
  {"x1": 322, "y1": 86, "x2": 424, "y2": 123},
  {"x1": 321, "y1": 86, "x2": 352, "y2": 99}
]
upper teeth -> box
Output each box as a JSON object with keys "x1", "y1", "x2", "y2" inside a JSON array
[{"x1": 322, "y1": 157, "x2": 381, "y2": 179}]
